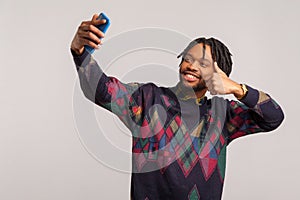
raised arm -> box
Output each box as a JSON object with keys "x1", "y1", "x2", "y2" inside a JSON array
[
  {"x1": 225, "y1": 85, "x2": 284, "y2": 143},
  {"x1": 70, "y1": 14, "x2": 142, "y2": 129},
  {"x1": 203, "y1": 62, "x2": 284, "y2": 143}
]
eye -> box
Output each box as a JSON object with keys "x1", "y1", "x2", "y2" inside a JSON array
[
  {"x1": 200, "y1": 60, "x2": 210, "y2": 68},
  {"x1": 200, "y1": 62, "x2": 207, "y2": 67},
  {"x1": 184, "y1": 55, "x2": 193, "y2": 63}
]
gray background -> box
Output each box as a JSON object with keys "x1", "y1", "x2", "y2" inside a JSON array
[{"x1": 0, "y1": 0, "x2": 299, "y2": 199}]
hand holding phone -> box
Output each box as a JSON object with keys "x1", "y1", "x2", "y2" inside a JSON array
[{"x1": 85, "y1": 12, "x2": 111, "y2": 54}]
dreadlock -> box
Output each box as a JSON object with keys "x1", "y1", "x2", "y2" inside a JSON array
[{"x1": 177, "y1": 37, "x2": 233, "y2": 76}]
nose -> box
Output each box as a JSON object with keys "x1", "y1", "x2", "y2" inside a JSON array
[
  {"x1": 191, "y1": 61, "x2": 200, "y2": 68},
  {"x1": 186, "y1": 61, "x2": 200, "y2": 73}
]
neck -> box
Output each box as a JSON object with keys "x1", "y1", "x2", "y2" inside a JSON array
[
  {"x1": 194, "y1": 89, "x2": 207, "y2": 99},
  {"x1": 174, "y1": 83, "x2": 207, "y2": 100}
]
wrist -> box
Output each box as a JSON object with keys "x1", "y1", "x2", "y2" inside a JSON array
[
  {"x1": 71, "y1": 46, "x2": 84, "y2": 56},
  {"x1": 234, "y1": 84, "x2": 248, "y2": 100}
]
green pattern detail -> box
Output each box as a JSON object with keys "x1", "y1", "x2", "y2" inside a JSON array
[
  {"x1": 189, "y1": 185, "x2": 200, "y2": 200},
  {"x1": 217, "y1": 146, "x2": 227, "y2": 180}
]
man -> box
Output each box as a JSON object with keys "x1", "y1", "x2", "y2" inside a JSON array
[{"x1": 71, "y1": 14, "x2": 284, "y2": 200}]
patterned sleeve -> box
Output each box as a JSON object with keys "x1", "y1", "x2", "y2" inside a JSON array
[
  {"x1": 71, "y1": 49, "x2": 142, "y2": 130},
  {"x1": 226, "y1": 85, "x2": 284, "y2": 144}
]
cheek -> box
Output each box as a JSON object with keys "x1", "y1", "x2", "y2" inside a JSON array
[
  {"x1": 179, "y1": 63, "x2": 184, "y2": 73},
  {"x1": 200, "y1": 67, "x2": 214, "y2": 76}
]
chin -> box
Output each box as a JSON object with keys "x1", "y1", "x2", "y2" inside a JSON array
[{"x1": 192, "y1": 84, "x2": 207, "y2": 92}]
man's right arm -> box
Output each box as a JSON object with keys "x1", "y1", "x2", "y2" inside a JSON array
[
  {"x1": 70, "y1": 14, "x2": 142, "y2": 130},
  {"x1": 70, "y1": 14, "x2": 111, "y2": 107}
]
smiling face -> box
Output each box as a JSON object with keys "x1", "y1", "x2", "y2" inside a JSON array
[{"x1": 179, "y1": 43, "x2": 214, "y2": 97}]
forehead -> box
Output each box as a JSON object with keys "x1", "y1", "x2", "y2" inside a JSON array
[{"x1": 187, "y1": 43, "x2": 212, "y2": 61}]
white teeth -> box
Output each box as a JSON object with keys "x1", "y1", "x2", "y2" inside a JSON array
[{"x1": 187, "y1": 74, "x2": 196, "y2": 79}]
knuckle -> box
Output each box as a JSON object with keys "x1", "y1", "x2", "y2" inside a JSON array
[
  {"x1": 79, "y1": 38, "x2": 85, "y2": 45},
  {"x1": 80, "y1": 22, "x2": 87, "y2": 28},
  {"x1": 88, "y1": 41, "x2": 93, "y2": 46}
]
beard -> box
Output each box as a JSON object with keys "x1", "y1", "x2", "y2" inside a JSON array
[{"x1": 191, "y1": 81, "x2": 207, "y2": 92}]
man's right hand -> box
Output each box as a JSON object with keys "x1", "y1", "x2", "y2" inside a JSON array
[{"x1": 71, "y1": 14, "x2": 106, "y2": 55}]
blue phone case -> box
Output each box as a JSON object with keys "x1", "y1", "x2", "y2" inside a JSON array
[{"x1": 85, "y1": 12, "x2": 111, "y2": 54}]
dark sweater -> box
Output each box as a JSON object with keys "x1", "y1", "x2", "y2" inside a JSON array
[{"x1": 72, "y1": 49, "x2": 284, "y2": 200}]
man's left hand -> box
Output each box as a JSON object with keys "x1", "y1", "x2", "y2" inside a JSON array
[{"x1": 204, "y1": 62, "x2": 244, "y2": 98}]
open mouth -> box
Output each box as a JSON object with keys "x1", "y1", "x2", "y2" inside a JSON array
[{"x1": 182, "y1": 72, "x2": 199, "y2": 82}]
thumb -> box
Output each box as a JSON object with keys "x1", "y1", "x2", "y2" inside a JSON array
[
  {"x1": 214, "y1": 62, "x2": 225, "y2": 74},
  {"x1": 91, "y1": 14, "x2": 99, "y2": 22}
]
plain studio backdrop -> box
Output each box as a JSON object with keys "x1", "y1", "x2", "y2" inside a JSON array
[{"x1": 0, "y1": 0, "x2": 299, "y2": 199}]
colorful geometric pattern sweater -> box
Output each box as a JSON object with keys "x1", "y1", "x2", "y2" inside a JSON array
[{"x1": 72, "y1": 49, "x2": 284, "y2": 200}]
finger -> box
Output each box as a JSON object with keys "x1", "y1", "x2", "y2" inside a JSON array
[
  {"x1": 204, "y1": 79, "x2": 212, "y2": 89},
  {"x1": 203, "y1": 71, "x2": 217, "y2": 84},
  {"x1": 213, "y1": 62, "x2": 223, "y2": 73},
  {"x1": 210, "y1": 75, "x2": 223, "y2": 92},
  {"x1": 211, "y1": 72, "x2": 221, "y2": 83},
  {"x1": 78, "y1": 29, "x2": 102, "y2": 45},
  {"x1": 80, "y1": 24, "x2": 105, "y2": 38},
  {"x1": 80, "y1": 38, "x2": 100, "y2": 49},
  {"x1": 205, "y1": 75, "x2": 221, "y2": 95},
  {"x1": 214, "y1": 62, "x2": 228, "y2": 77},
  {"x1": 91, "y1": 14, "x2": 99, "y2": 22},
  {"x1": 205, "y1": 80, "x2": 215, "y2": 93},
  {"x1": 207, "y1": 85, "x2": 214, "y2": 93},
  {"x1": 210, "y1": 89, "x2": 217, "y2": 95},
  {"x1": 79, "y1": 21, "x2": 90, "y2": 26},
  {"x1": 91, "y1": 14, "x2": 107, "y2": 26},
  {"x1": 93, "y1": 18, "x2": 107, "y2": 26}
]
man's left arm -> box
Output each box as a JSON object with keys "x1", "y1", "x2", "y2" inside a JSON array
[
  {"x1": 226, "y1": 85, "x2": 284, "y2": 142},
  {"x1": 206, "y1": 62, "x2": 284, "y2": 142}
]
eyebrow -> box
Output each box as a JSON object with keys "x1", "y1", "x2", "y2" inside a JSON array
[{"x1": 186, "y1": 53, "x2": 211, "y2": 64}]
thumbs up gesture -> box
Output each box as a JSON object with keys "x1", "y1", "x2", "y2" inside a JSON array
[{"x1": 203, "y1": 62, "x2": 243, "y2": 97}]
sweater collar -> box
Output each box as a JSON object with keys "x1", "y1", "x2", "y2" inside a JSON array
[{"x1": 171, "y1": 83, "x2": 207, "y2": 105}]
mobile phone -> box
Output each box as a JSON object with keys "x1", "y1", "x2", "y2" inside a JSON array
[{"x1": 85, "y1": 12, "x2": 111, "y2": 54}]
